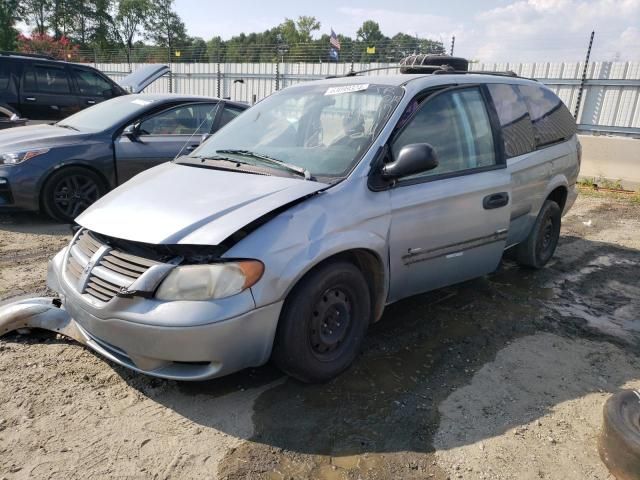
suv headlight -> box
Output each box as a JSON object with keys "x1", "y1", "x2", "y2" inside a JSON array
[
  {"x1": 0, "y1": 149, "x2": 50, "y2": 165},
  {"x1": 155, "y1": 260, "x2": 264, "y2": 301}
]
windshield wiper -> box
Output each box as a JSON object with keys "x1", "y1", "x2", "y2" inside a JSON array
[{"x1": 215, "y1": 149, "x2": 313, "y2": 180}]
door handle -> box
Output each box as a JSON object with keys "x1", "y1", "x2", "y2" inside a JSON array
[
  {"x1": 86, "y1": 100, "x2": 96, "y2": 105},
  {"x1": 483, "y1": 192, "x2": 509, "y2": 210},
  {"x1": 25, "y1": 97, "x2": 36, "y2": 101},
  {"x1": 186, "y1": 144, "x2": 199, "y2": 151}
]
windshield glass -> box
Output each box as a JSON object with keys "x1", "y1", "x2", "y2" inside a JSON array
[
  {"x1": 192, "y1": 83, "x2": 404, "y2": 178},
  {"x1": 58, "y1": 95, "x2": 157, "y2": 132}
]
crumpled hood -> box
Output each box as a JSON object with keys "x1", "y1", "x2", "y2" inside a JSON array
[
  {"x1": 0, "y1": 124, "x2": 86, "y2": 150},
  {"x1": 76, "y1": 162, "x2": 328, "y2": 245}
]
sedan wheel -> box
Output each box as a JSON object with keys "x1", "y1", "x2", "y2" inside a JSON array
[{"x1": 42, "y1": 167, "x2": 105, "y2": 223}]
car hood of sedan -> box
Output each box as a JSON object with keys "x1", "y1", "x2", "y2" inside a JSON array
[
  {"x1": 0, "y1": 124, "x2": 86, "y2": 150},
  {"x1": 76, "y1": 162, "x2": 329, "y2": 245}
]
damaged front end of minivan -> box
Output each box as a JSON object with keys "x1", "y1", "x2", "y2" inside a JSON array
[{"x1": 0, "y1": 160, "x2": 330, "y2": 380}]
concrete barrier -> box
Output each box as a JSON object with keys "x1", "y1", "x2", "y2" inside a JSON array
[{"x1": 578, "y1": 135, "x2": 640, "y2": 191}]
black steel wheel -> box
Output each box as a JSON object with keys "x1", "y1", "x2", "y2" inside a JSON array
[
  {"x1": 42, "y1": 167, "x2": 106, "y2": 223},
  {"x1": 273, "y1": 260, "x2": 371, "y2": 383},
  {"x1": 309, "y1": 287, "x2": 354, "y2": 362},
  {"x1": 516, "y1": 199, "x2": 561, "y2": 269}
]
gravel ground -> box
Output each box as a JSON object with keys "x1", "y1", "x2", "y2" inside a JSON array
[{"x1": 0, "y1": 191, "x2": 638, "y2": 479}]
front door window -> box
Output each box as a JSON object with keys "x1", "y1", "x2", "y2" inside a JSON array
[{"x1": 391, "y1": 88, "x2": 497, "y2": 179}]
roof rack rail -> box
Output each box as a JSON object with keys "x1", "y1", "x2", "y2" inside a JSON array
[
  {"x1": 330, "y1": 65, "x2": 523, "y2": 79},
  {"x1": 0, "y1": 51, "x2": 57, "y2": 60}
]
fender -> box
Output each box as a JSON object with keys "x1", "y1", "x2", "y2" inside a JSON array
[{"x1": 223, "y1": 174, "x2": 393, "y2": 313}]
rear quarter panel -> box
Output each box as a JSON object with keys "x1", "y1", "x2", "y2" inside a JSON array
[{"x1": 506, "y1": 135, "x2": 579, "y2": 246}]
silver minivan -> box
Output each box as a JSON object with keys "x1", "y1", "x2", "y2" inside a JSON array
[{"x1": 1, "y1": 70, "x2": 579, "y2": 382}]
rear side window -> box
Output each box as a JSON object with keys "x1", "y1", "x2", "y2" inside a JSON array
[
  {"x1": 518, "y1": 84, "x2": 577, "y2": 148},
  {"x1": 72, "y1": 68, "x2": 115, "y2": 98},
  {"x1": 23, "y1": 65, "x2": 71, "y2": 94},
  {"x1": 218, "y1": 105, "x2": 243, "y2": 128},
  {"x1": 487, "y1": 84, "x2": 535, "y2": 158}
]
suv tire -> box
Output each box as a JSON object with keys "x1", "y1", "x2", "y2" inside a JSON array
[
  {"x1": 273, "y1": 260, "x2": 371, "y2": 383},
  {"x1": 516, "y1": 199, "x2": 561, "y2": 268},
  {"x1": 42, "y1": 167, "x2": 106, "y2": 223}
]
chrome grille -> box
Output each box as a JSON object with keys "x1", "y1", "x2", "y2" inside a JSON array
[{"x1": 65, "y1": 230, "x2": 161, "y2": 303}]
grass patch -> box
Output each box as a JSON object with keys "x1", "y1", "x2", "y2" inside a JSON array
[
  {"x1": 577, "y1": 184, "x2": 640, "y2": 204},
  {"x1": 577, "y1": 176, "x2": 624, "y2": 190}
]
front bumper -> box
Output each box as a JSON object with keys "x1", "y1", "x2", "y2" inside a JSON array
[
  {"x1": 0, "y1": 297, "x2": 282, "y2": 380},
  {"x1": 0, "y1": 248, "x2": 283, "y2": 381}
]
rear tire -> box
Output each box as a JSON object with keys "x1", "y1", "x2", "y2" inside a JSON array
[
  {"x1": 516, "y1": 200, "x2": 561, "y2": 269},
  {"x1": 41, "y1": 167, "x2": 106, "y2": 223},
  {"x1": 272, "y1": 260, "x2": 371, "y2": 383}
]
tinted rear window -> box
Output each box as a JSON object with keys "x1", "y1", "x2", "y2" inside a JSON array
[
  {"x1": 518, "y1": 84, "x2": 576, "y2": 147},
  {"x1": 487, "y1": 83, "x2": 535, "y2": 158},
  {"x1": 23, "y1": 65, "x2": 71, "y2": 94}
]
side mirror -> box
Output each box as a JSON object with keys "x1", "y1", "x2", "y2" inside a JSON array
[
  {"x1": 382, "y1": 143, "x2": 439, "y2": 179},
  {"x1": 123, "y1": 124, "x2": 139, "y2": 140}
]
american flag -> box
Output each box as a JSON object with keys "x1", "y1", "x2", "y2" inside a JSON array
[{"x1": 329, "y1": 29, "x2": 341, "y2": 50}]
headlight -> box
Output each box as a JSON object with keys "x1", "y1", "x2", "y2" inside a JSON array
[
  {"x1": 155, "y1": 260, "x2": 264, "y2": 301},
  {"x1": 0, "y1": 149, "x2": 50, "y2": 165}
]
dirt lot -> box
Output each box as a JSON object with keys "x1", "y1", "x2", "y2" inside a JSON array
[{"x1": 0, "y1": 191, "x2": 639, "y2": 480}]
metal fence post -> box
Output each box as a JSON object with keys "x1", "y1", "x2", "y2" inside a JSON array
[
  {"x1": 216, "y1": 59, "x2": 221, "y2": 98},
  {"x1": 574, "y1": 31, "x2": 595, "y2": 120}
]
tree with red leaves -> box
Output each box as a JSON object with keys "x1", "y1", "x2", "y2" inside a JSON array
[{"x1": 17, "y1": 33, "x2": 82, "y2": 61}]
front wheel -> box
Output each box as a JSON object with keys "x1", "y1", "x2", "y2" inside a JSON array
[
  {"x1": 516, "y1": 199, "x2": 561, "y2": 268},
  {"x1": 272, "y1": 260, "x2": 371, "y2": 383},
  {"x1": 42, "y1": 167, "x2": 106, "y2": 223}
]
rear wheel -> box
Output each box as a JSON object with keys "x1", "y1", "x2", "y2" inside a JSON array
[
  {"x1": 272, "y1": 260, "x2": 371, "y2": 383},
  {"x1": 516, "y1": 200, "x2": 561, "y2": 269},
  {"x1": 42, "y1": 167, "x2": 106, "y2": 223}
]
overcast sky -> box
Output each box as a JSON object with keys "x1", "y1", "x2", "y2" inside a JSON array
[{"x1": 174, "y1": 0, "x2": 640, "y2": 62}]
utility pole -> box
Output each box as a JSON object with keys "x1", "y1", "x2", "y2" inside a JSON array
[
  {"x1": 574, "y1": 30, "x2": 595, "y2": 120},
  {"x1": 450, "y1": 36, "x2": 455, "y2": 56}
]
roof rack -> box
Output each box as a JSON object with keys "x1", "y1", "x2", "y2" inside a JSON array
[
  {"x1": 331, "y1": 64, "x2": 522, "y2": 79},
  {"x1": 0, "y1": 51, "x2": 57, "y2": 60}
]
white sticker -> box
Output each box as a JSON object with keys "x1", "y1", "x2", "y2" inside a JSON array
[
  {"x1": 324, "y1": 84, "x2": 369, "y2": 96},
  {"x1": 131, "y1": 99, "x2": 152, "y2": 106}
]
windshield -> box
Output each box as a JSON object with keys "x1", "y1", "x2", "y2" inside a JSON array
[
  {"x1": 58, "y1": 95, "x2": 157, "y2": 132},
  {"x1": 192, "y1": 83, "x2": 404, "y2": 178}
]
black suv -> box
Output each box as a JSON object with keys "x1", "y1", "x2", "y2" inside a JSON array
[{"x1": 0, "y1": 52, "x2": 127, "y2": 124}]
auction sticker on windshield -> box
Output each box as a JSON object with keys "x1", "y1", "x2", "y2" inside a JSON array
[{"x1": 325, "y1": 84, "x2": 369, "y2": 96}]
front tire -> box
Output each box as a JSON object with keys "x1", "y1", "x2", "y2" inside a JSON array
[
  {"x1": 516, "y1": 199, "x2": 561, "y2": 268},
  {"x1": 272, "y1": 260, "x2": 371, "y2": 383},
  {"x1": 41, "y1": 167, "x2": 106, "y2": 223}
]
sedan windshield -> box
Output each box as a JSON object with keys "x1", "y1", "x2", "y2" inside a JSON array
[
  {"x1": 58, "y1": 95, "x2": 157, "y2": 132},
  {"x1": 192, "y1": 83, "x2": 404, "y2": 178}
]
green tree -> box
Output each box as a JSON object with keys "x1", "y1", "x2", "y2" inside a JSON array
[
  {"x1": 296, "y1": 15, "x2": 320, "y2": 43},
  {"x1": 91, "y1": 0, "x2": 115, "y2": 51},
  {"x1": 356, "y1": 20, "x2": 384, "y2": 44},
  {"x1": 145, "y1": 0, "x2": 188, "y2": 61},
  {"x1": 114, "y1": 0, "x2": 151, "y2": 64},
  {"x1": 23, "y1": 0, "x2": 53, "y2": 36},
  {"x1": 0, "y1": 0, "x2": 23, "y2": 50}
]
